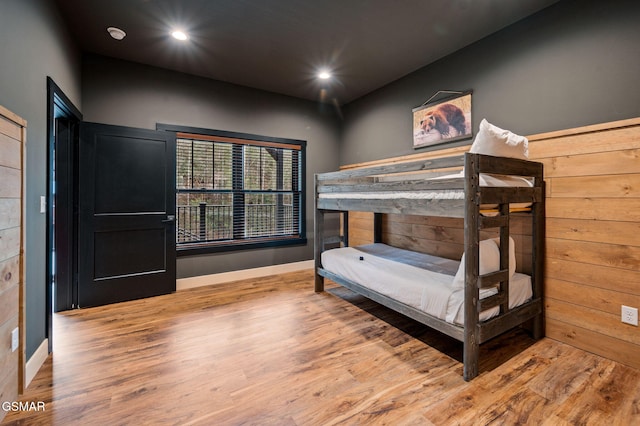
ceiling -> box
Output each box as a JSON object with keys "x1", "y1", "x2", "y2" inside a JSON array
[{"x1": 54, "y1": 0, "x2": 559, "y2": 105}]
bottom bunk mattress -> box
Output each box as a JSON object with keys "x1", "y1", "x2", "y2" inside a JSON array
[{"x1": 320, "y1": 243, "x2": 532, "y2": 325}]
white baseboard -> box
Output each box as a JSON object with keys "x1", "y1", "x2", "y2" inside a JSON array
[
  {"x1": 177, "y1": 260, "x2": 314, "y2": 291},
  {"x1": 25, "y1": 338, "x2": 48, "y2": 389}
]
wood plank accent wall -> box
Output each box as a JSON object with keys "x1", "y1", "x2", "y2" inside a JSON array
[
  {"x1": 340, "y1": 117, "x2": 640, "y2": 370},
  {"x1": 528, "y1": 118, "x2": 640, "y2": 370},
  {"x1": 0, "y1": 104, "x2": 26, "y2": 421}
]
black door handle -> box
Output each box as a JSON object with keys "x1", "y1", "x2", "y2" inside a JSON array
[{"x1": 162, "y1": 215, "x2": 175, "y2": 223}]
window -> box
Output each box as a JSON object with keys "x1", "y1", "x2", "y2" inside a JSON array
[{"x1": 164, "y1": 125, "x2": 306, "y2": 255}]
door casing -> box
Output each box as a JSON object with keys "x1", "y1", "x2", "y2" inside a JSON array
[{"x1": 47, "y1": 77, "x2": 83, "y2": 352}]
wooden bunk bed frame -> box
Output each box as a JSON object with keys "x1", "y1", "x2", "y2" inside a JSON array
[{"x1": 314, "y1": 152, "x2": 545, "y2": 381}]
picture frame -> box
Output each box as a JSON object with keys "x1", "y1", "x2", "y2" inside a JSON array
[{"x1": 412, "y1": 91, "x2": 472, "y2": 149}]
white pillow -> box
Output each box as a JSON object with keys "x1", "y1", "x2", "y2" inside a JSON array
[
  {"x1": 469, "y1": 119, "x2": 529, "y2": 160},
  {"x1": 451, "y1": 237, "x2": 516, "y2": 290}
]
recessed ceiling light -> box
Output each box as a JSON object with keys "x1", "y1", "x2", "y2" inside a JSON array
[
  {"x1": 318, "y1": 71, "x2": 332, "y2": 80},
  {"x1": 172, "y1": 30, "x2": 189, "y2": 41},
  {"x1": 107, "y1": 27, "x2": 126, "y2": 41}
]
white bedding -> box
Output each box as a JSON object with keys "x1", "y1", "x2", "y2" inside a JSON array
[{"x1": 321, "y1": 243, "x2": 532, "y2": 326}]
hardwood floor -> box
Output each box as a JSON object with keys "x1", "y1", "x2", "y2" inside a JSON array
[{"x1": 3, "y1": 270, "x2": 638, "y2": 425}]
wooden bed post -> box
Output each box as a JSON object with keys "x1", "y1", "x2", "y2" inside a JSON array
[
  {"x1": 342, "y1": 211, "x2": 349, "y2": 247},
  {"x1": 499, "y1": 203, "x2": 510, "y2": 315},
  {"x1": 314, "y1": 174, "x2": 325, "y2": 292},
  {"x1": 463, "y1": 153, "x2": 480, "y2": 381},
  {"x1": 532, "y1": 179, "x2": 546, "y2": 339},
  {"x1": 373, "y1": 213, "x2": 383, "y2": 243}
]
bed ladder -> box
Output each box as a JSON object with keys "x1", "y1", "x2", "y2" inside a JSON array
[
  {"x1": 463, "y1": 155, "x2": 513, "y2": 381},
  {"x1": 463, "y1": 152, "x2": 545, "y2": 380}
]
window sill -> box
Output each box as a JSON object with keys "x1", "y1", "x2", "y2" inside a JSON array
[{"x1": 176, "y1": 236, "x2": 307, "y2": 257}]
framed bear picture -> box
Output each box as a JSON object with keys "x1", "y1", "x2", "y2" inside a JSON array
[{"x1": 412, "y1": 91, "x2": 472, "y2": 149}]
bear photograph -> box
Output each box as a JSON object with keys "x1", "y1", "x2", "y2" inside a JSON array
[{"x1": 413, "y1": 92, "x2": 472, "y2": 148}]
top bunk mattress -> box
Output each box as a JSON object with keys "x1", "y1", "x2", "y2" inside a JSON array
[
  {"x1": 318, "y1": 172, "x2": 533, "y2": 199},
  {"x1": 321, "y1": 243, "x2": 532, "y2": 326},
  {"x1": 317, "y1": 171, "x2": 535, "y2": 216}
]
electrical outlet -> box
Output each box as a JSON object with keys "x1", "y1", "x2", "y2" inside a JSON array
[
  {"x1": 11, "y1": 327, "x2": 19, "y2": 352},
  {"x1": 622, "y1": 305, "x2": 638, "y2": 326}
]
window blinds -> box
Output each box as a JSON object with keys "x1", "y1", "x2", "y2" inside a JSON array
[{"x1": 176, "y1": 134, "x2": 302, "y2": 247}]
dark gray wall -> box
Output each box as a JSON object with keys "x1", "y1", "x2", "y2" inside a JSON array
[
  {"x1": 341, "y1": 0, "x2": 640, "y2": 164},
  {"x1": 81, "y1": 55, "x2": 341, "y2": 278},
  {"x1": 0, "y1": 0, "x2": 81, "y2": 358}
]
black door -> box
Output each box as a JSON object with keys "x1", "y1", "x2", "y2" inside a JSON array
[{"x1": 78, "y1": 122, "x2": 176, "y2": 307}]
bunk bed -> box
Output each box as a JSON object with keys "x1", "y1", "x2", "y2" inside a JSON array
[{"x1": 313, "y1": 149, "x2": 545, "y2": 381}]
